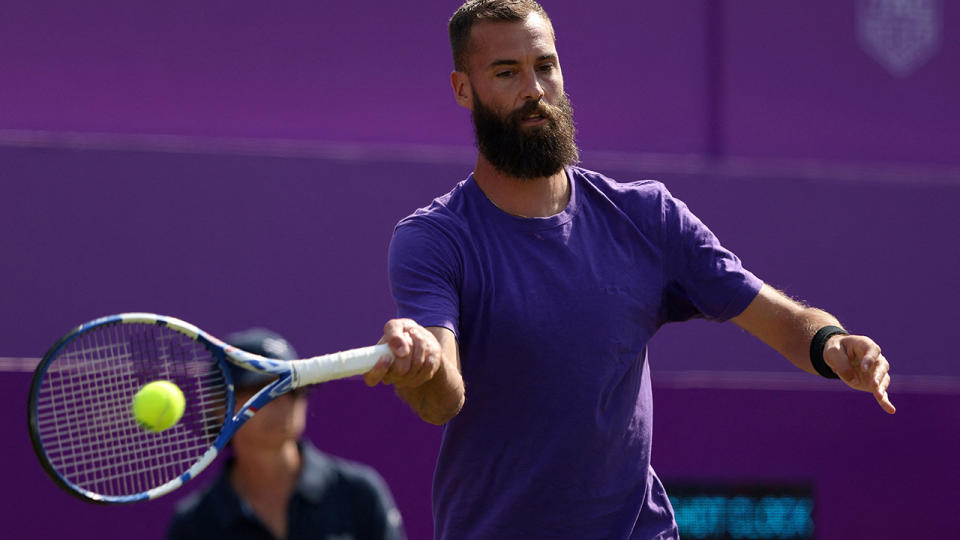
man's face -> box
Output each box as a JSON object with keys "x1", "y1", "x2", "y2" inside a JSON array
[{"x1": 458, "y1": 12, "x2": 578, "y2": 179}]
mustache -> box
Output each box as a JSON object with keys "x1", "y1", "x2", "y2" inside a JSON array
[{"x1": 507, "y1": 99, "x2": 556, "y2": 124}]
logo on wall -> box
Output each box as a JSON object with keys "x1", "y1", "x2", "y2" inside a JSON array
[{"x1": 856, "y1": 0, "x2": 942, "y2": 77}]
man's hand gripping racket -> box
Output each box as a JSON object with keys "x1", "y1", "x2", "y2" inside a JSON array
[{"x1": 27, "y1": 313, "x2": 393, "y2": 504}]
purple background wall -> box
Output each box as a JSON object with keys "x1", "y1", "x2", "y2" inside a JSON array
[{"x1": 2, "y1": 1, "x2": 958, "y2": 538}]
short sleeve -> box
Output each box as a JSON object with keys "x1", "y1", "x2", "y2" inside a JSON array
[
  {"x1": 388, "y1": 218, "x2": 462, "y2": 336},
  {"x1": 658, "y1": 187, "x2": 762, "y2": 324}
]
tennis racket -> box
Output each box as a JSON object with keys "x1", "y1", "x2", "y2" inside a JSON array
[{"x1": 27, "y1": 313, "x2": 391, "y2": 504}]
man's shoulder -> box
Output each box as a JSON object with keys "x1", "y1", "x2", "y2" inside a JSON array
[
  {"x1": 572, "y1": 165, "x2": 669, "y2": 203},
  {"x1": 570, "y1": 166, "x2": 675, "y2": 229},
  {"x1": 390, "y1": 177, "x2": 477, "y2": 255},
  {"x1": 396, "y1": 177, "x2": 471, "y2": 229}
]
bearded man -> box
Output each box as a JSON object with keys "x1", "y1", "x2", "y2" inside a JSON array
[{"x1": 361, "y1": 1, "x2": 895, "y2": 539}]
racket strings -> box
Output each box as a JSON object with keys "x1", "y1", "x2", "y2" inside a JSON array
[{"x1": 33, "y1": 322, "x2": 228, "y2": 498}]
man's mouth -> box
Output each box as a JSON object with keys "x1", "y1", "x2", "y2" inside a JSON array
[{"x1": 520, "y1": 112, "x2": 548, "y2": 125}]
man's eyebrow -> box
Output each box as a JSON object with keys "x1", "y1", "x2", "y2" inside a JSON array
[{"x1": 487, "y1": 54, "x2": 558, "y2": 69}]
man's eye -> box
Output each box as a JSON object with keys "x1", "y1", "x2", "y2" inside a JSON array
[
  {"x1": 538, "y1": 63, "x2": 554, "y2": 71},
  {"x1": 496, "y1": 70, "x2": 514, "y2": 78}
]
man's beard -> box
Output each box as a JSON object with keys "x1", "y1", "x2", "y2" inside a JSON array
[{"x1": 471, "y1": 90, "x2": 579, "y2": 180}]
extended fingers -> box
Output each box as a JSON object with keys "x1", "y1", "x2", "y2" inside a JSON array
[
  {"x1": 830, "y1": 335, "x2": 896, "y2": 414},
  {"x1": 858, "y1": 344, "x2": 895, "y2": 414},
  {"x1": 868, "y1": 353, "x2": 895, "y2": 414},
  {"x1": 859, "y1": 346, "x2": 888, "y2": 390},
  {"x1": 876, "y1": 371, "x2": 895, "y2": 414}
]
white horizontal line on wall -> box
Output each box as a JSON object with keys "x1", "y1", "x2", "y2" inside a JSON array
[
  {"x1": 0, "y1": 129, "x2": 476, "y2": 165},
  {"x1": 653, "y1": 370, "x2": 960, "y2": 395},
  {"x1": 1, "y1": 129, "x2": 958, "y2": 185}
]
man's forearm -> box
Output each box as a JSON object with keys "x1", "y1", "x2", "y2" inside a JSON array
[
  {"x1": 396, "y1": 358, "x2": 465, "y2": 425},
  {"x1": 732, "y1": 285, "x2": 842, "y2": 374}
]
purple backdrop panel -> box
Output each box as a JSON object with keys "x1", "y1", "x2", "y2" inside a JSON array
[
  {"x1": 0, "y1": 145, "x2": 465, "y2": 357},
  {"x1": 721, "y1": 1, "x2": 960, "y2": 165},
  {"x1": 0, "y1": 2, "x2": 458, "y2": 144},
  {"x1": 3, "y1": 2, "x2": 958, "y2": 164},
  {"x1": 0, "y1": 2, "x2": 711, "y2": 154}
]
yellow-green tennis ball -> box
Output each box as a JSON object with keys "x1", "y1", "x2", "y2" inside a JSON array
[{"x1": 132, "y1": 380, "x2": 185, "y2": 432}]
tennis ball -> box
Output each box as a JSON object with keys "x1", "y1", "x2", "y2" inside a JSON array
[{"x1": 132, "y1": 380, "x2": 185, "y2": 432}]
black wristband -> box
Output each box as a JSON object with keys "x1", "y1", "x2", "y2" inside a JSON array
[{"x1": 810, "y1": 325, "x2": 848, "y2": 379}]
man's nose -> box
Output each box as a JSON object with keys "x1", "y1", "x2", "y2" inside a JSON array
[{"x1": 519, "y1": 68, "x2": 545, "y2": 102}]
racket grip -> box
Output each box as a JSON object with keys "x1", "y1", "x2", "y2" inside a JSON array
[{"x1": 294, "y1": 343, "x2": 392, "y2": 386}]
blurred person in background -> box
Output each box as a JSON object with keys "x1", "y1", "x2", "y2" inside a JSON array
[{"x1": 167, "y1": 328, "x2": 405, "y2": 540}]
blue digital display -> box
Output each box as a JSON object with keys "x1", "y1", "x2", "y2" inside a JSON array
[{"x1": 667, "y1": 483, "x2": 814, "y2": 539}]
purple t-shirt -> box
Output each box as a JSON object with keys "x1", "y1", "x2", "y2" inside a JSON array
[{"x1": 388, "y1": 166, "x2": 762, "y2": 539}]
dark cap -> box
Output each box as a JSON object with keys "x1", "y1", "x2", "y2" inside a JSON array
[{"x1": 224, "y1": 328, "x2": 298, "y2": 388}]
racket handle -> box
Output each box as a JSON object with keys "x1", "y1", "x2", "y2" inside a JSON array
[{"x1": 293, "y1": 343, "x2": 392, "y2": 386}]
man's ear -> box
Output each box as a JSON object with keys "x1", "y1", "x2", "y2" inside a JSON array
[{"x1": 451, "y1": 71, "x2": 473, "y2": 110}]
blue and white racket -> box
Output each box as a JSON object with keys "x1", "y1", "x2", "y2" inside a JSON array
[{"x1": 27, "y1": 313, "x2": 390, "y2": 504}]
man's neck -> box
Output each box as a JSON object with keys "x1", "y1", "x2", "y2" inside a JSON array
[{"x1": 473, "y1": 155, "x2": 570, "y2": 218}]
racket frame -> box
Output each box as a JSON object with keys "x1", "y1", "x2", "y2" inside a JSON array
[{"x1": 27, "y1": 313, "x2": 388, "y2": 504}]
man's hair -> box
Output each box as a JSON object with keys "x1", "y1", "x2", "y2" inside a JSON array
[{"x1": 449, "y1": 0, "x2": 553, "y2": 72}]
